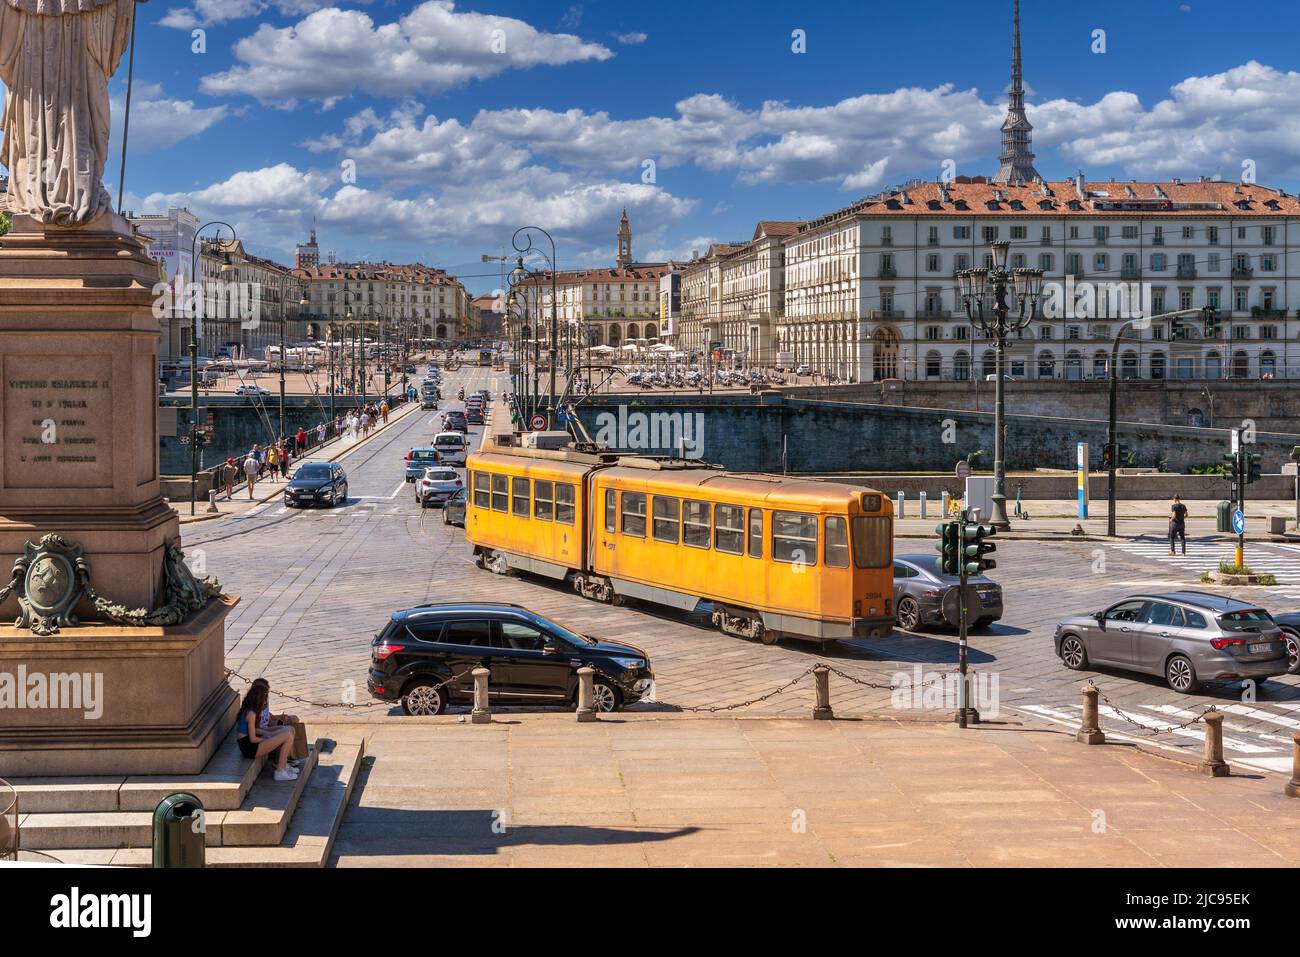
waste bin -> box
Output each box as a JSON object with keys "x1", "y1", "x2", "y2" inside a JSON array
[
  {"x1": 1216, "y1": 500, "x2": 1233, "y2": 533},
  {"x1": 152, "y1": 792, "x2": 205, "y2": 868}
]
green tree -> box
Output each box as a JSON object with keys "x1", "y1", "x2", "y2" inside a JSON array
[{"x1": 0, "y1": 213, "x2": 10, "y2": 237}]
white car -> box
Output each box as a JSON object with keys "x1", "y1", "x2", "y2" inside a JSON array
[
  {"x1": 432, "y1": 430, "x2": 469, "y2": 466},
  {"x1": 235, "y1": 384, "x2": 269, "y2": 396},
  {"x1": 416, "y1": 467, "x2": 463, "y2": 508},
  {"x1": 795, "y1": 365, "x2": 813, "y2": 376}
]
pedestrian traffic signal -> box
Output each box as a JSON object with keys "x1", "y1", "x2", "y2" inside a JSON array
[
  {"x1": 962, "y1": 523, "x2": 997, "y2": 575},
  {"x1": 1246, "y1": 452, "x2": 1262, "y2": 484},
  {"x1": 935, "y1": 521, "x2": 961, "y2": 576},
  {"x1": 1102, "y1": 444, "x2": 1114, "y2": 469}
]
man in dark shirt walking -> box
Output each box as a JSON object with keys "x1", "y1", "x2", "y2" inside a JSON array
[{"x1": 1169, "y1": 495, "x2": 1189, "y2": 555}]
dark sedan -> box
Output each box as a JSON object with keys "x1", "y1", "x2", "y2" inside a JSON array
[
  {"x1": 892, "y1": 554, "x2": 1003, "y2": 631},
  {"x1": 284, "y1": 462, "x2": 348, "y2": 508},
  {"x1": 1274, "y1": 610, "x2": 1300, "y2": 674},
  {"x1": 368, "y1": 603, "x2": 654, "y2": 715}
]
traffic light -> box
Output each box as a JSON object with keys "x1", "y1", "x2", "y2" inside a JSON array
[
  {"x1": 935, "y1": 521, "x2": 961, "y2": 576},
  {"x1": 962, "y1": 523, "x2": 997, "y2": 575},
  {"x1": 1246, "y1": 452, "x2": 1262, "y2": 485},
  {"x1": 1223, "y1": 451, "x2": 1240, "y2": 478}
]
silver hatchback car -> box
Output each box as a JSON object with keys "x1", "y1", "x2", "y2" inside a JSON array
[{"x1": 1055, "y1": 591, "x2": 1290, "y2": 693}]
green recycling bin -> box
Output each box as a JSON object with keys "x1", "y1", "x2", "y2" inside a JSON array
[
  {"x1": 153, "y1": 792, "x2": 205, "y2": 868},
  {"x1": 1216, "y1": 500, "x2": 1233, "y2": 533}
]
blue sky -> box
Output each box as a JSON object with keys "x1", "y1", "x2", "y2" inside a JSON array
[{"x1": 79, "y1": 0, "x2": 1300, "y2": 294}]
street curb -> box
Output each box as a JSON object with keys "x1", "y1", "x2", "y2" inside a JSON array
[{"x1": 175, "y1": 399, "x2": 422, "y2": 524}]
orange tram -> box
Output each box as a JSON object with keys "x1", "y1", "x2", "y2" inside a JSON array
[{"x1": 465, "y1": 444, "x2": 895, "y2": 645}]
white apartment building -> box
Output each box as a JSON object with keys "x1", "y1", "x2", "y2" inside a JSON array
[
  {"x1": 779, "y1": 176, "x2": 1300, "y2": 384},
  {"x1": 294, "y1": 261, "x2": 470, "y2": 345},
  {"x1": 513, "y1": 212, "x2": 668, "y2": 349}
]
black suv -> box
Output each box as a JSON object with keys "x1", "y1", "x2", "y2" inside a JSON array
[
  {"x1": 284, "y1": 462, "x2": 348, "y2": 508},
  {"x1": 368, "y1": 603, "x2": 654, "y2": 715}
]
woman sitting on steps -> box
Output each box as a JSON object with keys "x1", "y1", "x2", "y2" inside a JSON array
[{"x1": 235, "y1": 683, "x2": 298, "y2": 782}]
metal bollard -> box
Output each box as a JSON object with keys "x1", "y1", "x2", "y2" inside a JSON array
[
  {"x1": 812, "y1": 665, "x2": 833, "y2": 720},
  {"x1": 470, "y1": 667, "x2": 491, "y2": 725},
  {"x1": 918, "y1": 490, "x2": 927, "y2": 520},
  {"x1": 576, "y1": 666, "x2": 598, "y2": 723},
  {"x1": 941, "y1": 490, "x2": 950, "y2": 517},
  {"x1": 896, "y1": 491, "x2": 905, "y2": 519},
  {"x1": 207, "y1": 489, "x2": 220, "y2": 513},
  {"x1": 1076, "y1": 684, "x2": 1105, "y2": 744},
  {"x1": 1287, "y1": 731, "x2": 1300, "y2": 798},
  {"x1": 1198, "y1": 710, "x2": 1230, "y2": 777}
]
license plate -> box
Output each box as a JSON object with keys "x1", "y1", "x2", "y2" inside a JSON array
[{"x1": 1249, "y1": 642, "x2": 1272, "y2": 654}]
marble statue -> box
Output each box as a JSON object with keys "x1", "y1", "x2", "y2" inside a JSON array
[{"x1": 0, "y1": 0, "x2": 139, "y2": 226}]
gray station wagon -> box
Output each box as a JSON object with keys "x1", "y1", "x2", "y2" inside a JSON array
[{"x1": 1055, "y1": 591, "x2": 1290, "y2": 693}]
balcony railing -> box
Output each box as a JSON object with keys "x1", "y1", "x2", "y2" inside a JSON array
[
  {"x1": 1120, "y1": 268, "x2": 1141, "y2": 279},
  {"x1": 878, "y1": 267, "x2": 898, "y2": 279},
  {"x1": 1176, "y1": 266, "x2": 1198, "y2": 279},
  {"x1": 870, "y1": 309, "x2": 904, "y2": 320},
  {"x1": 1232, "y1": 267, "x2": 1254, "y2": 279}
]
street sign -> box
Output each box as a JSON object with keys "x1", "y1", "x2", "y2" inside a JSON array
[
  {"x1": 1232, "y1": 509, "x2": 1246, "y2": 534},
  {"x1": 955, "y1": 460, "x2": 971, "y2": 480},
  {"x1": 528, "y1": 413, "x2": 547, "y2": 431}
]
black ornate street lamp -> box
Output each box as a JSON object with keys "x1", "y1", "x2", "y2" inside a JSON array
[
  {"x1": 511, "y1": 226, "x2": 558, "y2": 428},
  {"x1": 188, "y1": 221, "x2": 238, "y2": 516},
  {"x1": 957, "y1": 241, "x2": 1044, "y2": 529}
]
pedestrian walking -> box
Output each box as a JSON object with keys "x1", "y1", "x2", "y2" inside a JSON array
[
  {"x1": 266, "y1": 442, "x2": 281, "y2": 482},
  {"x1": 280, "y1": 441, "x2": 291, "y2": 478},
  {"x1": 1169, "y1": 495, "x2": 1189, "y2": 555},
  {"x1": 243, "y1": 453, "x2": 259, "y2": 499},
  {"x1": 221, "y1": 457, "x2": 236, "y2": 500},
  {"x1": 295, "y1": 427, "x2": 307, "y2": 454},
  {"x1": 360, "y1": 409, "x2": 371, "y2": 436},
  {"x1": 380, "y1": 400, "x2": 389, "y2": 425},
  {"x1": 317, "y1": 422, "x2": 326, "y2": 446}
]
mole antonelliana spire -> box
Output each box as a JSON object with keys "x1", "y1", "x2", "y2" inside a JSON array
[{"x1": 992, "y1": 0, "x2": 1041, "y2": 186}]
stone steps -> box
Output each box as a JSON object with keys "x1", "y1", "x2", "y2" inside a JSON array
[
  {"x1": 7, "y1": 730, "x2": 267, "y2": 813},
  {"x1": 41, "y1": 741, "x2": 364, "y2": 867}
]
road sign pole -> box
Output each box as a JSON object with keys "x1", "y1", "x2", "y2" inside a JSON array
[{"x1": 957, "y1": 510, "x2": 970, "y2": 729}]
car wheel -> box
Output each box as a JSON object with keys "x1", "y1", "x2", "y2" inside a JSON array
[
  {"x1": 1165, "y1": 654, "x2": 1199, "y2": 694},
  {"x1": 1060, "y1": 634, "x2": 1088, "y2": 670},
  {"x1": 1282, "y1": 629, "x2": 1300, "y2": 675},
  {"x1": 402, "y1": 680, "x2": 447, "y2": 716},
  {"x1": 896, "y1": 597, "x2": 921, "y2": 632},
  {"x1": 589, "y1": 679, "x2": 622, "y2": 713}
]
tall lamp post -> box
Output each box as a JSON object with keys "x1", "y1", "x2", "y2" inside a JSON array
[
  {"x1": 188, "y1": 221, "x2": 238, "y2": 516},
  {"x1": 511, "y1": 226, "x2": 558, "y2": 428},
  {"x1": 957, "y1": 241, "x2": 1044, "y2": 530}
]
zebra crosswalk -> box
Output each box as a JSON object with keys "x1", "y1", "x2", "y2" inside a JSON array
[{"x1": 1109, "y1": 539, "x2": 1300, "y2": 599}]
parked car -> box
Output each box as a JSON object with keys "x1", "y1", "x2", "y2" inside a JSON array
[
  {"x1": 443, "y1": 487, "x2": 467, "y2": 526},
  {"x1": 432, "y1": 431, "x2": 469, "y2": 466},
  {"x1": 404, "y1": 447, "x2": 441, "y2": 481},
  {"x1": 284, "y1": 462, "x2": 348, "y2": 508},
  {"x1": 368, "y1": 603, "x2": 655, "y2": 715},
  {"x1": 795, "y1": 364, "x2": 813, "y2": 376},
  {"x1": 892, "y1": 554, "x2": 1003, "y2": 631},
  {"x1": 442, "y1": 410, "x2": 469, "y2": 433},
  {"x1": 234, "y1": 384, "x2": 269, "y2": 396},
  {"x1": 416, "y1": 467, "x2": 462, "y2": 507},
  {"x1": 1273, "y1": 610, "x2": 1300, "y2": 674},
  {"x1": 1055, "y1": 591, "x2": 1291, "y2": 693}
]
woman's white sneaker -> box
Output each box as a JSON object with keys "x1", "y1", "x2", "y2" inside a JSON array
[{"x1": 274, "y1": 767, "x2": 299, "y2": 782}]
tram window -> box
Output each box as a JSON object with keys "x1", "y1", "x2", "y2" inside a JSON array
[
  {"x1": 714, "y1": 505, "x2": 744, "y2": 555},
  {"x1": 556, "y1": 484, "x2": 576, "y2": 525},
  {"x1": 604, "y1": 489, "x2": 616, "y2": 532},
  {"x1": 534, "y1": 480, "x2": 554, "y2": 521},
  {"x1": 490, "y1": 474, "x2": 508, "y2": 512},
  {"x1": 851, "y1": 516, "x2": 892, "y2": 568},
  {"x1": 621, "y1": 491, "x2": 646, "y2": 537},
  {"x1": 825, "y1": 516, "x2": 849, "y2": 568},
  {"x1": 683, "y1": 500, "x2": 711, "y2": 549},
  {"x1": 472, "y1": 472, "x2": 490, "y2": 509},
  {"x1": 748, "y1": 508, "x2": 763, "y2": 558},
  {"x1": 512, "y1": 477, "x2": 530, "y2": 517},
  {"x1": 652, "y1": 496, "x2": 680, "y2": 543},
  {"x1": 772, "y1": 511, "x2": 818, "y2": 565}
]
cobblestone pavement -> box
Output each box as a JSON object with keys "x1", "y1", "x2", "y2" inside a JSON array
[{"x1": 193, "y1": 364, "x2": 1300, "y2": 779}]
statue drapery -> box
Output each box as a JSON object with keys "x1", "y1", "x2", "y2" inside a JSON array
[{"x1": 0, "y1": 0, "x2": 136, "y2": 226}]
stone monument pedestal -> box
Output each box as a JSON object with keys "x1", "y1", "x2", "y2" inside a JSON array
[
  {"x1": 0, "y1": 597, "x2": 237, "y2": 776},
  {"x1": 0, "y1": 213, "x2": 237, "y2": 777}
]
